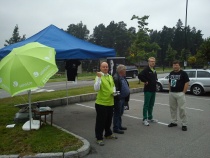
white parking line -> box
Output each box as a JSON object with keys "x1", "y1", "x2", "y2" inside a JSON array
[
  {"x1": 76, "y1": 103, "x2": 94, "y2": 109},
  {"x1": 122, "y1": 114, "x2": 169, "y2": 126},
  {"x1": 31, "y1": 88, "x2": 55, "y2": 93},
  {"x1": 186, "y1": 107, "x2": 203, "y2": 111},
  {"x1": 186, "y1": 95, "x2": 210, "y2": 101},
  {"x1": 76, "y1": 103, "x2": 168, "y2": 126},
  {"x1": 157, "y1": 92, "x2": 210, "y2": 101},
  {"x1": 123, "y1": 114, "x2": 141, "y2": 120},
  {"x1": 130, "y1": 99, "x2": 204, "y2": 111}
]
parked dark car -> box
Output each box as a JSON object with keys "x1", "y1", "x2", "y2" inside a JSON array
[{"x1": 125, "y1": 65, "x2": 138, "y2": 78}]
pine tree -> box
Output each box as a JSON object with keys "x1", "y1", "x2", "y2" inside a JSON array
[{"x1": 4, "y1": 25, "x2": 26, "y2": 46}]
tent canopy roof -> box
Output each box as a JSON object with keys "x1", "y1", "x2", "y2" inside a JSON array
[{"x1": 0, "y1": 24, "x2": 116, "y2": 60}]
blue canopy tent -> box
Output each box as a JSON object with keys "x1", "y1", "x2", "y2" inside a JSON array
[{"x1": 0, "y1": 24, "x2": 116, "y2": 59}]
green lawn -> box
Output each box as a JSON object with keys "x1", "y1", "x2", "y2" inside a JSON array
[{"x1": 0, "y1": 77, "x2": 143, "y2": 156}]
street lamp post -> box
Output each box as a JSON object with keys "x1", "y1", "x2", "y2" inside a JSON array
[{"x1": 184, "y1": 0, "x2": 188, "y2": 69}]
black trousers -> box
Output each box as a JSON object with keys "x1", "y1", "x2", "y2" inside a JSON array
[{"x1": 95, "y1": 103, "x2": 113, "y2": 140}]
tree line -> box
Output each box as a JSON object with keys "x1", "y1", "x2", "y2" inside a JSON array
[{"x1": 4, "y1": 15, "x2": 210, "y2": 68}]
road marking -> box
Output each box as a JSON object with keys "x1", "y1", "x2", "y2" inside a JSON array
[
  {"x1": 31, "y1": 88, "x2": 55, "y2": 93},
  {"x1": 157, "y1": 92, "x2": 210, "y2": 101},
  {"x1": 76, "y1": 103, "x2": 94, "y2": 109},
  {"x1": 186, "y1": 107, "x2": 203, "y2": 111},
  {"x1": 157, "y1": 122, "x2": 169, "y2": 126},
  {"x1": 186, "y1": 95, "x2": 210, "y2": 101},
  {"x1": 130, "y1": 99, "x2": 204, "y2": 111},
  {"x1": 123, "y1": 114, "x2": 141, "y2": 120},
  {"x1": 76, "y1": 103, "x2": 168, "y2": 126},
  {"x1": 47, "y1": 89, "x2": 54, "y2": 92},
  {"x1": 123, "y1": 114, "x2": 168, "y2": 126}
]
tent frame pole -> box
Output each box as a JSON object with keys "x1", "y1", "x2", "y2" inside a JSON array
[{"x1": 65, "y1": 70, "x2": 68, "y2": 106}]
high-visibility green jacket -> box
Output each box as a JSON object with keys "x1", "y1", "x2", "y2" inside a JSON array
[{"x1": 95, "y1": 75, "x2": 115, "y2": 106}]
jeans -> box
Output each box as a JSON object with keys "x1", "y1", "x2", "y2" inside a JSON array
[{"x1": 113, "y1": 99, "x2": 125, "y2": 131}]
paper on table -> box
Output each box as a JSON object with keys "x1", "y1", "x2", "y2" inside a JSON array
[{"x1": 6, "y1": 124, "x2": 15, "y2": 128}]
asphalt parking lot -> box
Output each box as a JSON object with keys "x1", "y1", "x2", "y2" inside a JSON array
[{"x1": 52, "y1": 92, "x2": 210, "y2": 158}]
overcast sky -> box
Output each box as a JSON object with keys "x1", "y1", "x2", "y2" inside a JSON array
[{"x1": 0, "y1": 0, "x2": 209, "y2": 48}]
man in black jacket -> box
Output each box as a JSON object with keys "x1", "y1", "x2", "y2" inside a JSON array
[
  {"x1": 138, "y1": 57, "x2": 158, "y2": 126},
  {"x1": 113, "y1": 64, "x2": 130, "y2": 134}
]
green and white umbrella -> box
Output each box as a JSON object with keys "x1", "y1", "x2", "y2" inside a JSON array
[{"x1": 0, "y1": 42, "x2": 58, "y2": 130}]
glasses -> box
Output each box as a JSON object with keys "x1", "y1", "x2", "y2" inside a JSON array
[{"x1": 149, "y1": 61, "x2": 155, "y2": 62}]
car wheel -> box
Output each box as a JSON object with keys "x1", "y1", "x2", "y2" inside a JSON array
[
  {"x1": 156, "y1": 83, "x2": 162, "y2": 92},
  {"x1": 191, "y1": 85, "x2": 203, "y2": 96}
]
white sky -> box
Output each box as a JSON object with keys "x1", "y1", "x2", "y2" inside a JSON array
[{"x1": 0, "y1": 0, "x2": 209, "y2": 48}]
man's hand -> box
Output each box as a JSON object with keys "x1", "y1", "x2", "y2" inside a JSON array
[
  {"x1": 183, "y1": 82, "x2": 189, "y2": 93},
  {"x1": 96, "y1": 72, "x2": 102, "y2": 77}
]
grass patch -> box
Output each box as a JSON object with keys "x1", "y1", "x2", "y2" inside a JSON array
[
  {"x1": 0, "y1": 79, "x2": 143, "y2": 156},
  {"x1": 0, "y1": 124, "x2": 82, "y2": 156}
]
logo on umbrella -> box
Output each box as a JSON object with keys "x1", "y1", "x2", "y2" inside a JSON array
[
  {"x1": 33, "y1": 72, "x2": 39, "y2": 77},
  {"x1": 40, "y1": 65, "x2": 50, "y2": 75},
  {"x1": 13, "y1": 81, "x2": 18, "y2": 87},
  {"x1": 19, "y1": 82, "x2": 32, "y2": 88},
  {"x1": 44, "y1": 56, "x2": 50, "y2": 60}
]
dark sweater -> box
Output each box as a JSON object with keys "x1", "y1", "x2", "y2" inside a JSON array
[{"x1": 138, "y1": 66, "x2": 157, "y2": 92}]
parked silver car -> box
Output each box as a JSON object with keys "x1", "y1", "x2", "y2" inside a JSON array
[{"x1": 156, "y1": 69, "x2": 210, "y2": 96}]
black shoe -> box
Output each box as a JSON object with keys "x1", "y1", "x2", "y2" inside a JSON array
[
  {"x1": 113, "y1": 130, "x2": 124, "y2": 134},
  {"x1": 120, "y1": 127, "x2": 127, "y2": 130},
  {"x1": 182, "y1": 126, "x2": 187, "y2": 131},
  {"x1": 168, "y1": 123, "x2": 177, "y2": 127}
]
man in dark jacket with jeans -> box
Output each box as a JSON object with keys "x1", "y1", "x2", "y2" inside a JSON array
[{"x1": 138, "y1": 57, "x2": 158, "y2": 126}]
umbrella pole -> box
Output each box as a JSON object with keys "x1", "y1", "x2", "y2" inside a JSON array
[
  {"x1": 65, "y1": 70, "x2": 68, "y2": 106},
  {"x1": 28, "y1": 90, "x2": 32, "y2": 130}
]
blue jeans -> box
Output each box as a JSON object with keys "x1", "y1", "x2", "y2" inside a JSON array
[{"x1": 113, "y1": 99, "x2": 125, "y2": 131}]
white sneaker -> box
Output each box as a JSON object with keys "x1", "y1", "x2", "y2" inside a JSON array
[
  {"x1": 143, "y1": 120, "x2": 149, "y2": 126},
  {"x1": 148, "y1": 119, "x2": 158, "y2": 123}
]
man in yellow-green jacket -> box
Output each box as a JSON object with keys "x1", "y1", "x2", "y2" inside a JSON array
[{"x1": 94, "y1": 62, "x2": 117, "y2": 146}]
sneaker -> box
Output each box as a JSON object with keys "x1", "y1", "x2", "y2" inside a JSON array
[
  {"x1": 105, "y1": 134, "x2": 118, "y2": 139},
  {"x1": 168, "y1": 123, "x2": 177, "y2": 127},
  {"x1": 148, "y1": 119, "x2": 158, "y2": 123},
  {"x1": 182, "y1": 126, "x2": 187, "y2": 131},
  {"x1": 96, "y1": 140, "x2": 105, "y2": 146},
  {"x1": 143, "y1": 120, "x2": 149, "y2": 126}
]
